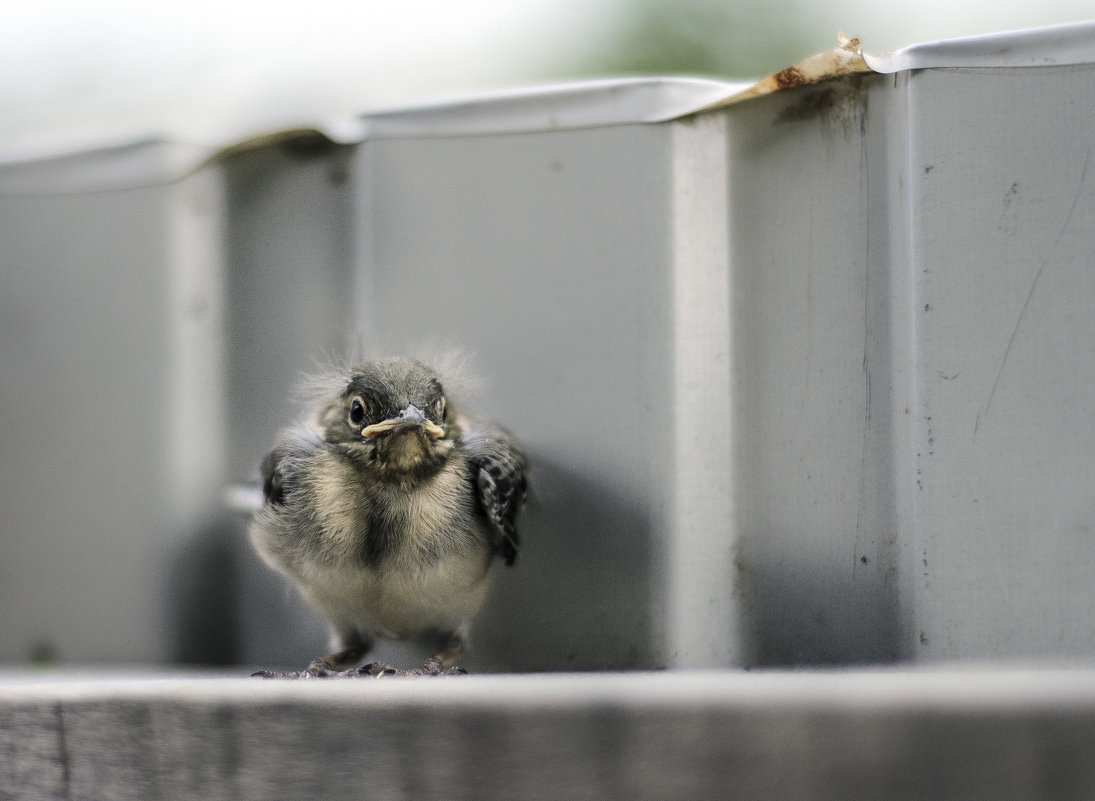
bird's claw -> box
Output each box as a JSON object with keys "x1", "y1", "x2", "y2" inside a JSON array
[
  {"x1": 251, "y1": 657, "x2": 467, "y2": 679},
  {"x1": 352, "y1": 658, "x2": 467, "y2": 677},
  {"x1": 407, "y1": 656, "x2": 468, "y2": 676},
  {"x1": 251, "y1": 659, "x2": 342, "y2": 679}
]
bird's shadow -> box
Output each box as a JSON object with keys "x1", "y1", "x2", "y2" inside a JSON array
[{"x1": 467, "y1": 453, "x2": 661, "y2": 672}]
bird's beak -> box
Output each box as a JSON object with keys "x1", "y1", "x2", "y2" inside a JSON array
[{"x1": 362, "y1": 404, "x2": 445, "y2": 440}]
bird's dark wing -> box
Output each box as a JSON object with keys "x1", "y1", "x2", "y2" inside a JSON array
[
  {"x1": 259, "y1": 426, "x2": 324, "y2": 507},
  {"x1": 260, "y1": 449, "x2": 286, "y2": 506},
  {"x1": 467, "y1": 427, "x2": 528, "y2": 567}
]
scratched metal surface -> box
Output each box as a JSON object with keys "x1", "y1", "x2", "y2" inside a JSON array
[
  {"x1": 725, "y1": 63, "x2": 1095, "y2": 665},
  {"x1": 898, "y1": 64, "x2": 1095, "y2": 659}
]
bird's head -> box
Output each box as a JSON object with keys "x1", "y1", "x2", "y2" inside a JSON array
[{"x1": 315, "y1": 358, "x2": 460, "y2": 481}]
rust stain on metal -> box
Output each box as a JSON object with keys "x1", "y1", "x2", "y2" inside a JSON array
[
  {"x1": 773, "y1": 75, "x2": 868, "y2": 128},
  {"x1": 774, "y1": 66, "x2": 808, "y2": 90},
  {"x1": 775, "y1": 88, "x2": 838, "y2": 124},
  {"x1": 700, "y1": 33, "x2": 874, "y2": 112}
]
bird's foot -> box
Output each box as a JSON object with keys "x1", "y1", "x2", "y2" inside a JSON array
[
  {"x1": 345, "y1": 657, "x2": 467, "y2": 677},
  {"x1": 251, "y1": 658, "x2": 347, "y2": 679},
  {"x1": 406, "y1": 656, "x2": 469, "y2": 676},
  {"x1": 345, "y1": 661, "x2": 399, "y2": 677},
  {"x1": 251, "y1": 656, "x2": 466, "y2": 679}
]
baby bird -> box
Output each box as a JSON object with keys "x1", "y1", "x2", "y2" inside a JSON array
[{"x1": 249, "y1": 356, "x2": 527, "y2": 677}]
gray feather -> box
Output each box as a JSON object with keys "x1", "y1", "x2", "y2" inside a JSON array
[{"x1": 466, "y1": 426, "x2": 528, "y2": 566}]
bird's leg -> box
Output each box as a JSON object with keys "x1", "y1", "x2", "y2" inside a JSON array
[
  {"x1": 323, "y1": 642, "x2": 371, "y2": 669},
  {"x1": 438, "y1": 632, "x2": 466, "y2": 665},
  {"x1": 339, "y1": 633, "x2": 470, "y2": 677},
  {"x1": 345, "y1": 633, "x2": 468, "y2": 677},
  {"x1": 403, "y1": 656, "x2": 468, "y2": 676},
  {"x1": 252, "y1": 639, "x2": 373, "y2": 679},
  {"x1": 346, "y1": 630, "x2": 472, "y2": 676},
  {"x1": 402, "y1": 632, "x2": 468, "y2": 676},
  {"x1": 298, "y1": 643, "x2": 373, "y2": 677}
]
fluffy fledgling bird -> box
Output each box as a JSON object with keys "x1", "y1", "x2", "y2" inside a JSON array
[{"x1": 249, "y1": 356, "x2": 527, "y2": 677}]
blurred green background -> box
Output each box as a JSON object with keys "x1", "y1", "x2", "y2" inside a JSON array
[
  {"x1": 552, "y1": 0, "x2": 828, "y2": 80},
  {"x1": 1, "y1": 0, "x2": 1092, "y2": 157}
]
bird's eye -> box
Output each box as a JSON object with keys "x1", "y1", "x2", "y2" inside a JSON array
[
  {"x1": 436, "y1": 397, "x2": 447, "y2": 422},
  {"x1": 349, "y1": 397, "x2": 366, "y2": 426}
]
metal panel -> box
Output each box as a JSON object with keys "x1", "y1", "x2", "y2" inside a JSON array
[
  {"x1": 0, "y1": 143, "x2": 227, "y2": 664},
  {"x1": 723, "y1": 73, "x2": 908, "y2": 665},
  {"x1": 219, "y1": 138, "x2": 358, "y2": 668},
  {"x1": 902, "y1": 64, "x2": 1095, "y2": 660},
  {"x1": 352, "y1": 120, "x2": 736, "y2": 669},
  {"x1": 723, "y1": 63, "x2": 1095, "y2": 665}
]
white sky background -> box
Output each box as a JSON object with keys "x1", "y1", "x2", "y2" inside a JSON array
[{"x1": 1, "y1": 0, "x2": 1092, "y2": 160}]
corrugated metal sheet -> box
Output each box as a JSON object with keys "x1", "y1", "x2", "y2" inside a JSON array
[{"x1": 1, "y1": 23, "x2": 1094, "y2": 672}]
